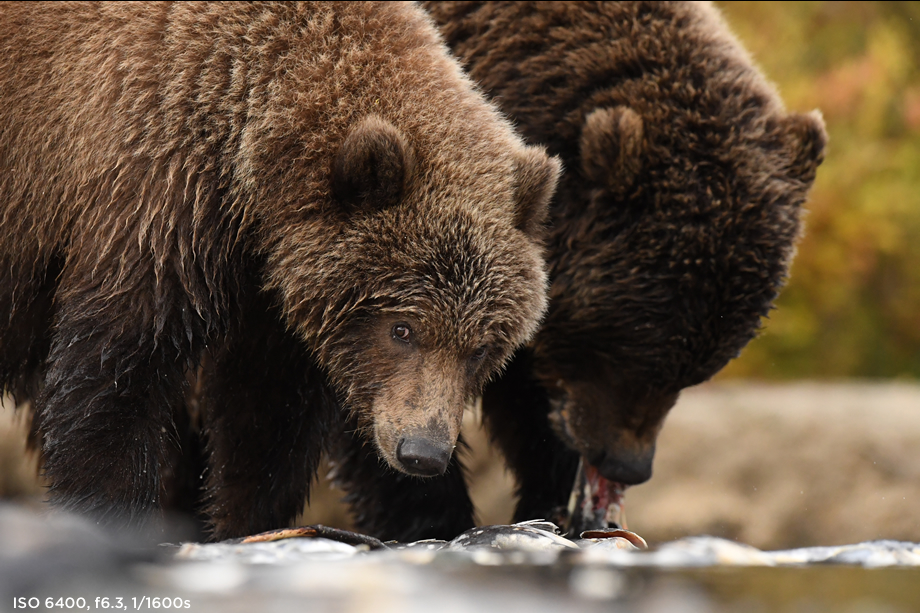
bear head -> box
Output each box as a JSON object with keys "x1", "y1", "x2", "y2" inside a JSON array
[
  {"x1": 317, "y1": 117, "x2": 557, "y2": 476},
  {"x1": 287, "y1": 115, "x2": 557, "y2": 477},
  {"x1": 530, "y1": 4, "x2": 827, "y2": 486},
  {"x1": 248, "y1": 76, "x2": 558, "y2": 478}
]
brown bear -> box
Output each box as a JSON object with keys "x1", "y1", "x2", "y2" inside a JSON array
[
  {"x1": 328, "y1": 0, "x2": 827, "y2": 539},
  {"x1": 0, "y1": 2, "x2": 559, "y2": 539}
]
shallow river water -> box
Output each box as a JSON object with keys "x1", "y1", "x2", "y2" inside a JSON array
[{"x1": 2, "y1": 506, "x2": 919, "y2": 613}]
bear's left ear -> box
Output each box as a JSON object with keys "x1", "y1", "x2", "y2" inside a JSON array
[
  {"x1": 512, "y1": 146, "x2": 562, "y2": 237},
  {"x1": 333, "y1": 115, "x2": 416, "y2": 212},
  {"x1": 580, "y1": 106, "x2": 646, "y2": 193},
  {"x1": 779, "y1": 110, "x2": 827, "y2": 185}
]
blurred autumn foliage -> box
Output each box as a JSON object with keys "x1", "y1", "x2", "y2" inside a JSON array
[{"x1": 715, "y1": 1, "x2": 920, "y2": 379}]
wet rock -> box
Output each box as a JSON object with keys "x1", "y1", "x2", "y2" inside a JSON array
[
  {"x1": 449, "y1": 520, "x2": 579, "y2": 553},
  {"x1": 176, "y1": 537, "x2": 360, "y2": 564}
]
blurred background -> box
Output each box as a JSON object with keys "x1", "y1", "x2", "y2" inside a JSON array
[
  {"x1": 716, "y1": 1, "x2": 920, "y2": 380},
  {"x1": 2, "y1": 1, "x2": 919, "y2": 551}
]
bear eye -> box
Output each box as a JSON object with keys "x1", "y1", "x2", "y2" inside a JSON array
[
  {"x1": 470, "y1": 346, "x2": 488, "y2": 361},
  {"x1": 392, "y1": 323, "x2": 412, "y2": 344}
]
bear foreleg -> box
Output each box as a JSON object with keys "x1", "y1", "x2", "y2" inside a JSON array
[
  {"x1": 199, "y1": 289, "x2": 337, "y2": 541},
  {"x1": 0, "y1": 256, "x2": 61, "y2": 409},
  {"x1": 481, "y1": 348, "x2": 580, "y2": 527},
  {"x1": 34, "y1": 260, "x2": 199, "y2": 529}
]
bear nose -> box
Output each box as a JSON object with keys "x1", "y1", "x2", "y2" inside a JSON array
[
  {"x1": 592, "y1": 448, "x2": 654, "y2": 486},
  {"x1": 396, "y1": 437, "x2": 452, "y2": 476}
]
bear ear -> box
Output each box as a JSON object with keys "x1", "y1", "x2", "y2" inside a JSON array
[
  {"x1": 512, "y1": 146, "x2": 562, "y2": 237},
  {"x1": 780, "y1": 110, "x2": 827, "y2": 185},
  {"x1": 580, "y1": 106, "x2": 646, "y2": 193},
  {"x1": 333, "y1": 115, "x2": 415, "y2": 212}
]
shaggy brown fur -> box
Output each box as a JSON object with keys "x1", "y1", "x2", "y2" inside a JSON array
[
  {"x1": 330, "y1": 0, "x2": 826, "y2": 533},
  {"x1": 0, "y1": 2, "x2": 559, "y2": 539}
]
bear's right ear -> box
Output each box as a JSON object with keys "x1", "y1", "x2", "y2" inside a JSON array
[
  {"x1": 779, "y1": 110, "x2": 827, "y2": 185},
  {"x1": 512, "y1": 146, "x2": 562, "y2": 237},
  {"x1": 333, "y1": 115, "x2": 415, "y2": 212},
  {"x1": 580, "y1": 106, "x2": 645, "y2": 193}
]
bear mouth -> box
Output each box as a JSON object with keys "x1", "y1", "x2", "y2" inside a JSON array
[{"x1": 565, "y1": 458, "x2": 627, "y2": 534}]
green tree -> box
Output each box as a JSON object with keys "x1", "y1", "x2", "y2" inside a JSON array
[{"x1": 716, "y1": 1, "x2": 920, "y2": 379}]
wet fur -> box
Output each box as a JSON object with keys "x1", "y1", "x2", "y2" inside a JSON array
[
  {"x1": 0, "y1": 2, "x2": 558, "y2": 539},
  {"x1": 425, "y1": 0, "x2": 827, "y2": 522}
]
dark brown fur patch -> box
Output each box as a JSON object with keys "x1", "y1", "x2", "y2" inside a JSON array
[{"x1": 423, "y1": 0, "x2": 827, "y2": 521}]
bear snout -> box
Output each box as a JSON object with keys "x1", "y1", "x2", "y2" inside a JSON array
[
  {"x1": 590, "y1": 446, "x2": 655, "y2": 486},
  {"x1": 396, "y1": 436, "x2": 452, "y2": 476}
]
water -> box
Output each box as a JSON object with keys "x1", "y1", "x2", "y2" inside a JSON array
[{"x1": 2, "y1": 505, "x2": 919, "y2": 613}]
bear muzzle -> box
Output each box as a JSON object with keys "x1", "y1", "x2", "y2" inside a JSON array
[
  {"x1": 396, "y1": 435, "x2": 453, "y2": 476},
  {"x1": 370, "y1": 374, "x2": 465, "y2": 476},
  {"x1": 547, "y1": 378, "x2": 676, "y2": 486},
  {"x1": 589, "y1": 445, "x2": 655, "y2": 486}
]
